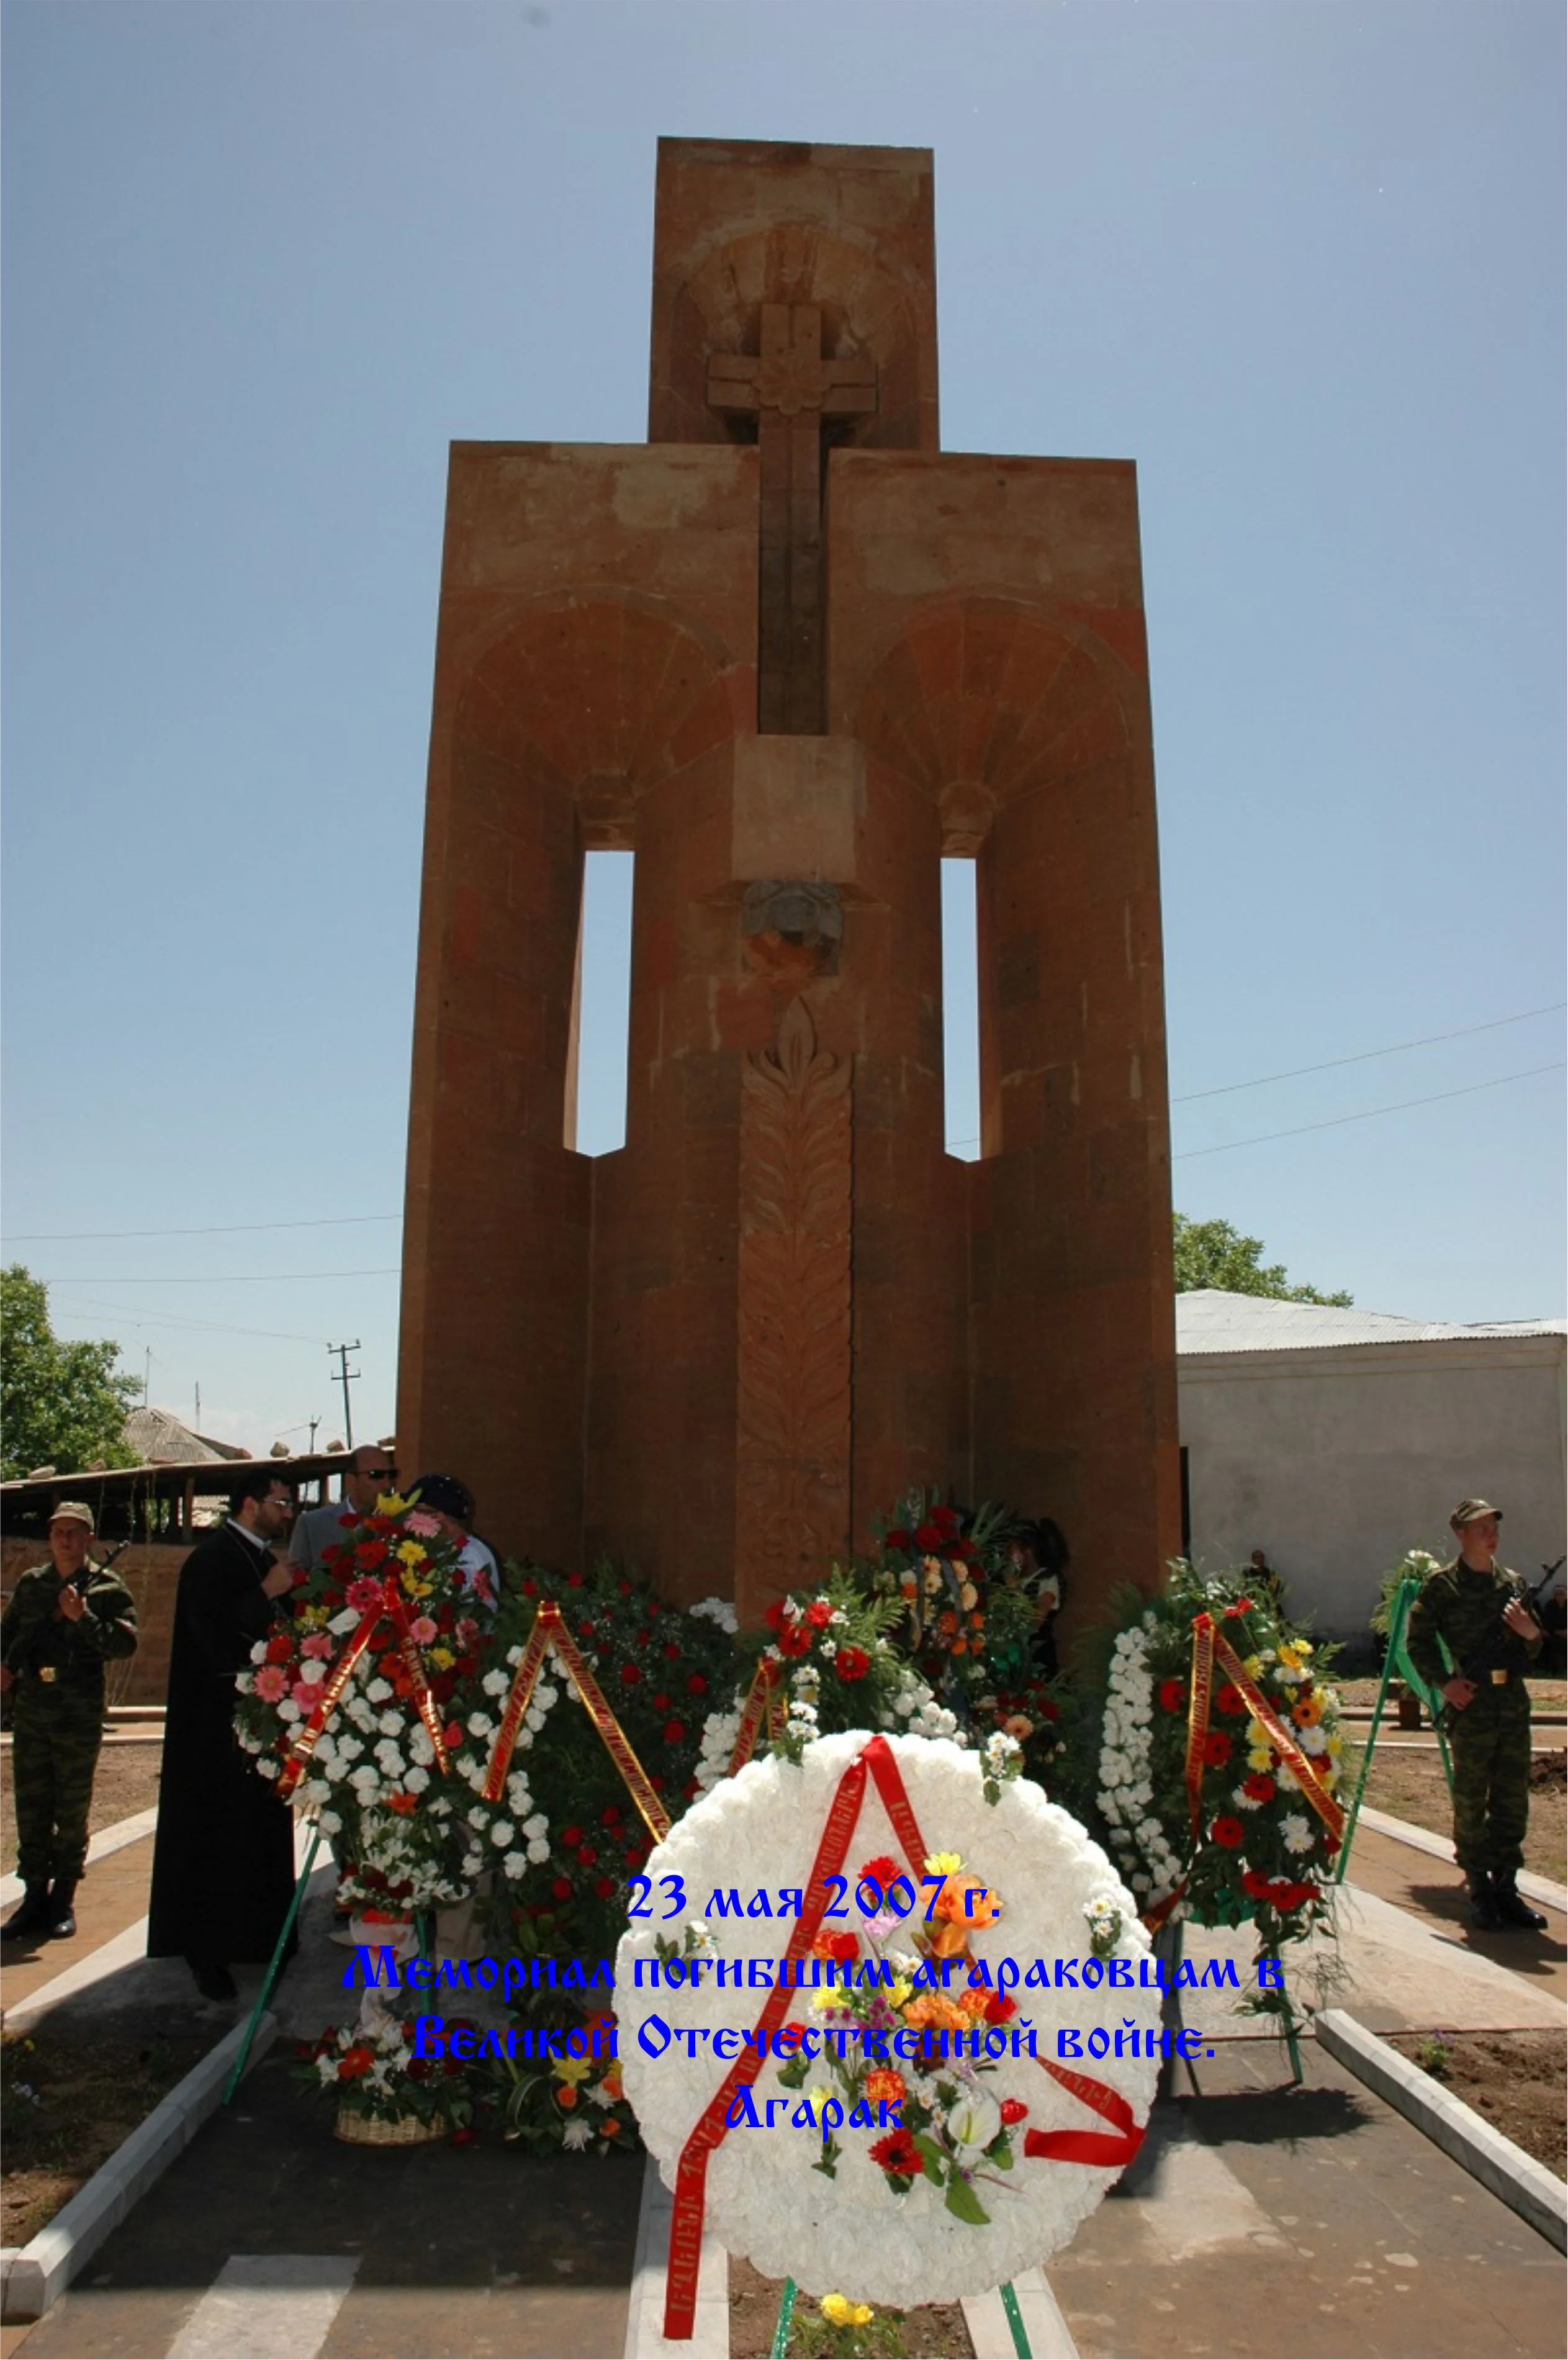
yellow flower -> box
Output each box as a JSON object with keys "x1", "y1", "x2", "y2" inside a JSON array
[
  {"x1": 821, "y1": 2294, "x2": 873, "y2": 2328},
  {"x1": 1326, "y1": 1732, "x2": 1343, "y2": 1757},
  {"x1": 555, "y1": 2055, "x2": 593, "y2": 2085},
  {"x1": 888, "y1": 1976, "x2": 912, "y2": 2008},
  {"x1": 297, "y1": 1604, "x2": 329, "y2": 1630},
  {"x1": 1243, "y1": 1655, "x2": 1264, "y2": 1676},
  {"x1": 806, "y1": 2084, "x2": 834, "y2": 2114},
  {"x1": 400, "y1": 1571, "x2": 433, "y2": 1599},
  {"x1": 923, "y1": 1851, "x2": 963, "y2": 1876},
  {"x1": 430, "y1": 1645, "x2": 455, "y2": 1670},
  {"x1": 1277, "y1": 1642, "x2": 1306, "y2": 1671},
  {"x1": 396, "y1": 1539, "x2": 427, "y2": 1567},
  {"x1": 1246, "y1": 1748, "x2": 1273, "y2": 1773}
]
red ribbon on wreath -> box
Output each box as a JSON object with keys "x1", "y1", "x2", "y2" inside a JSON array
[
  {"x1": 662, "y1": 1734, "x2": 1145, "y2": 2341},
  {"x1": 276, "y1": 1576, "x2": 450, "y2": 1802}
]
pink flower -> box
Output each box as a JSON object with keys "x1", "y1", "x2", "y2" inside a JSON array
[
  {"x1": 346, "y1": 1576, "x2": 384, "y2": 1614},
  {"x1": 291, "y1": 1680, "x2": 322, "y2": 1709},
  {"x1": 255, "y1": 1665, "x2": 287, "y2": 1703},
  {"x1": 409, "y1": 1616, "x2": 438, "y2": 1647},
  {"x1": 404, "y1": 1510, "x2": 442, "y2": 1537},
  {"x1": 300, "y1": 1632, "x2": 334, "y2": 1658}
]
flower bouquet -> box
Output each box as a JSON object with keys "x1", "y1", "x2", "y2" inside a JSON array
[
  {"x1": 294, "y1": 2014, "x2": 477, "y2": 2146},
  {"x1": 233, "y1": 1492, "x2": 484, "y2": 1912},
  {"x1": 1096, "y1": 1562, "x2": 1348, "y2": 1955}
]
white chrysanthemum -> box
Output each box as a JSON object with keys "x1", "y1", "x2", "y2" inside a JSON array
[
  {"x1": 616, "y1": 1730, "x2": 1156, "y2": 2308},
  {"x1": 1281, "y1": 1812, "x2": 1315, "y2": 1856}
]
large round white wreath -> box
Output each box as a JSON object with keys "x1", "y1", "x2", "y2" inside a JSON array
[{"x1": 615, "y1": 1731, "x2": 1160, "y2": 2308}]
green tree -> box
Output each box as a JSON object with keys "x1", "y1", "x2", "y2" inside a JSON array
[
  {"x1": 1172, "y1": 1214, "x2": 1352, "y2": 1306},
  {"x1": 0, "y1": 1265, "x2": 140, "y2": 1480}
]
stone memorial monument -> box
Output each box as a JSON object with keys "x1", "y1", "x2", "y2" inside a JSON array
[{"x1": 398, "y1": 138, "x2": 1179, "y2": 1627}]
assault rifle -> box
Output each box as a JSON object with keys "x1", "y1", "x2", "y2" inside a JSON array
[
  {"x1": 1445, "y1": 1557, "x2": 1561, "y2": 1706},
  {"x1": 0, "y1": 1538, "x2": 132, "y2": 1725}
]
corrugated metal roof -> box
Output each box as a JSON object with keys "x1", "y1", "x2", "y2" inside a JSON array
[{"x1": 1176, "y1": 1289, "x2": 1567, "y2": 1355}]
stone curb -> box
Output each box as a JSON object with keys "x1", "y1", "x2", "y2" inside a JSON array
[
  {"x1": 622, "y1": 2153, "x2": 728, "y2": 2359},
  {"x1": 1316, "y1": 2007, "x2": 1566, "y2": 2253},
  {"x1": 961, "y1": 2269, "x2": 1079, "y2": 2358},
  {"x1": 0, "y1": 2010, "x2": 277, "y2": 2323},
  {"x1": 1353, "y1": 1804, "x2": 1568, "y2": 1913}
]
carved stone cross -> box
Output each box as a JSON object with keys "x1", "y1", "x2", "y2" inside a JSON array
[{"x1": 708, "y1": 303, "x2": 876, "y2": 734}]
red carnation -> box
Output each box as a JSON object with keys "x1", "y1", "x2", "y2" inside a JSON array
[
  {"x1": 1203, "y1": 1732, "x2": 1232, "y2": 1767},
  {"x1": 885, "y1": 1527, "x2": 912, "y2": 1550},
  {"x1": 1225, "y1": 1597, "x2": 1255, "y2": 1617},
  {"x1": 662, "y1": 1643, "x2": 681, "y2": 1660},
  {"x1": 859, "y1": 1855, "x2": 901, "y2": 1890},
  {"x1": 602, "y1": 1804, "x2": 622, "y2": 1825},
  {"x1": 687, "y1": 1673, "x2": 708, "y2": 1694},
  {"x1": 1215, "y1": 1684, "x2": 1246, "y2": 1716},
  {"x1": 1210, "y1": 1816, "x2": 1245, "y2": 1850},
  {"x1": 577, "y1": 1845, "x2": 597, "y2": 1868},
  {"x1": 819, "y1": 1929, "x2": 859, "y2": 1964},
  {"x1": 777, "y1": 1625, "x2": 811, "y2": 1657},
  {"x1": 1243, "y1": 1773, "x2": 1275, "y2": 1803},
  {"x1": 934, "y1": 1504, "x2": 960, "y2": 1537},
  {"x1": 764, "y1": 1601, "x2": 789, "y2": 1632},
  {"x1": 595, "y1": 1877, "x2": 616, "y2": 1899},
  {"x1": 985, "y1": 1992, "x2": 1017, "y2": 2025},
  {"x1": 653, "y1": 1694, "x2": 670, "y2": 1711},
  {"x1": 561, "y1": 1825, "x2": 583, "y2": 1847},
  {"x1": 265, "y1": 1634, "x2": 294, "y2": 1663},
  {"x1": 914, "y1": 1522, "x2": 944, "y2": 1550},
  {"x1": 620, "y1": 1663, "x2": 642, "y2": 1684},
  {"x1": 1158, "y1": 1678, "x2": 1186, "y2": 1712},
  {"x1": 999, "y1": 2098, "x2": 1029, "y2": 2126},
  {"x1": 835, "y1": 1645, "x2": 871, "y2": 1682},
  {"x1": 805, "y1": 1598, "x2": 835, "y2": 1629},
  {"x1": 662, "y1": 1720, "x2": 686, "y2": 1744},
  {"x1": 552, "y1": 1876, "x2": 574, "y2": 1901}
]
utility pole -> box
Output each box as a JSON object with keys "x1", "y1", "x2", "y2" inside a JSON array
[
  {"x1": 143, "y1": 1347, "x2": 152, "y2": 1405},
  {"x1": 327, "y1": 1341, "x2": 361, "y2": 1449},
  {"x1": 194, "y1": 1381, "x2": 202, "y2": 1431},
  {"x1": 309, "y1": 1415, "x2": 320, "y2": 1452}
]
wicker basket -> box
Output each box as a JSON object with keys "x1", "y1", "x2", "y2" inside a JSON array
[{"x1": 334, "y1": 2104, "x2": 448, "y2": 2146}]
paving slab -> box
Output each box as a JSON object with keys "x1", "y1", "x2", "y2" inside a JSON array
[
  {"x1": 12, "y1": 2051, "x2": 644, "y2": 2360},
  {"x1": 1048, "y1": 2037, "x2": 1566, "y2": 2359}
]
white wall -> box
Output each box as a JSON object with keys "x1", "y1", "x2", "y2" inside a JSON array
[{"x1": 1178, "y1": 1336, "x2": 1567, "y2": 1655}]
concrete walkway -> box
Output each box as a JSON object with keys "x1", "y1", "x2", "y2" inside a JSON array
[{"x1": 3, "y1": 1809, "x2": 1562, "y2": 2358}]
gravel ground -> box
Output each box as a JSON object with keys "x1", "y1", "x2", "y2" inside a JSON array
[{"x1": 1363, "y1": 1744, "x2": 1565, "y2": 1879}]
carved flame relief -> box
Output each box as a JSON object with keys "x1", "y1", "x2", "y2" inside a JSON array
[{"x1": 735, "y1": 997, "x2": 853, "y2": 1603}]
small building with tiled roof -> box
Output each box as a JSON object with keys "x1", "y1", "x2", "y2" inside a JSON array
[{"x1": 1176, "y1": 1290, "x2": 1567, "y2": 1653}]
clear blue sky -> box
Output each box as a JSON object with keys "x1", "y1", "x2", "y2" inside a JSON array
[{"x1": 3, "y1": 0, "x2": 1562, "y2": 1455}]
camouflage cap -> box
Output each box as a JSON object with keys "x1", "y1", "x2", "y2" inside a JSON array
[
  {"x1": 1449, "y1": 1496, "x2": 1502, "y2": 1531},
  {"x1": 49, "y1": 1501, "x2": 95, "y2": 1530}
]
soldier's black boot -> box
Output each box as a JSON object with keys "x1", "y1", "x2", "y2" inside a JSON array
[
  {"x1": 1493, "y1": 1874, "x2": 1548, "y2": 1931},
  {"x1": 1, "y1": 1883, "x2": 52, "y2": 1940},
  {"x1": 1466, "y1": 1872, "x2": 1502, "y2": 1930},
  {"x1": 44, "y1": 1880, "x2": 78, "y2": 1938}
]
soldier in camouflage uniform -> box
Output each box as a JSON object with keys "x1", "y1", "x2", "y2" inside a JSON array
[
  {"x1": 1, "y1": 1503, "x2": 138, "y2": 1942},
  {"x1": 1406, "y1": 1498, "x2": 1547, "y2": 1933}
]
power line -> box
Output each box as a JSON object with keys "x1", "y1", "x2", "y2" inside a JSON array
[
  {"x1": 46, "y1": 1267, "x2": 402, "y2": 1285},
  {"x1": 51, "y1": 1297, "x2": 337, "y2": 1345},
  {"x1": 1173, "y1": 1061, "x2": 1564, "y2": 1160},
  {"x1": 3, "y1": 1212, "x2": 402, "y2": 1243},
  {"x1": 1172, "y1": 1001, "x2": 1564, "y2": 1104}
]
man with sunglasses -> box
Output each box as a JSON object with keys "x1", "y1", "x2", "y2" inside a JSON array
[{"x1": 289, "y1": 1442, "x2": 399, "y2": 1574}]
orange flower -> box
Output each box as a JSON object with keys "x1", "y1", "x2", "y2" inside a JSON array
[
  {"x1": 864, "y1": 2068, "x2": 906, "y2": 2107},
  {"x1": 600, "y1": 2117, "x2": 621, "y2": 2136},
  {"x1": 1292, "y1": 1694, "x2": 1322, "y2": 1728},
  {"x1": 958, "y1": 1986, "x2": 992, "y2": 2018},
  {"x1": 903, "y1": 1992, "x2": 968, "y2": 2034},
  {"x1": 598, "y1": 2068, "x2": 624, "y2": 2103},
  {"x1": 951, "y1": 1635, "x2": 968, "y2": 1655},
  {"x1": 385, "y1": 1791, "x2": 418, "y2": 1815},
  {"x1": 556, "y1": 2084, "x2": 578, "y2": 2109}
]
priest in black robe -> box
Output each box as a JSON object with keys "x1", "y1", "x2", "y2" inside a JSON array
[{"x1": 148, "y1": 1466, "x2": 299, "y2": 2001}]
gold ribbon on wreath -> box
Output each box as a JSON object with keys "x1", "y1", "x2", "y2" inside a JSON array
[
  {"x1": 1184, "y1": 1611, "x2": 1345, "y2": 1846},
  {"x1": 480, "y1": 1599, "x2": 671, "y2": 1845},
  {"x1": 276, "y1": 1575, "x2": 451, "y2": 1802}
]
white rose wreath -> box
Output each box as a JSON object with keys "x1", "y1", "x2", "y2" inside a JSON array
[{"x1": 615, "y1": 1730, "x2": 1159, "y2": 2311}]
